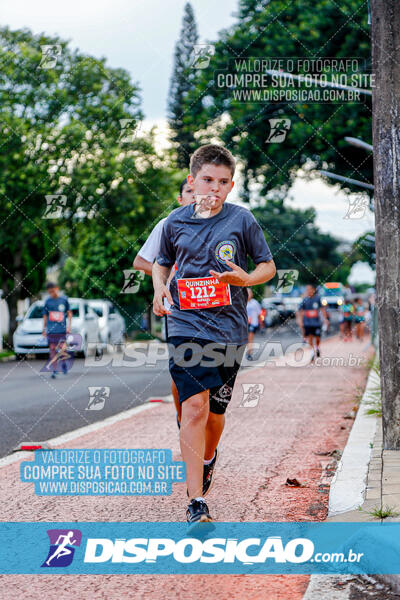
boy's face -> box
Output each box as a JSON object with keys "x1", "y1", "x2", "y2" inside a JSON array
[
  {"x1": 48, "y1": 286, "x2": 59, "y2": 298},
  {"x1": 177, "y1": 182, "x2": 195, "y2": 206},
  {"x1": 187, "y1": 163, "x2": 234, "y2": 216},
  {"x1": 306, "y1": 285, "x2": 315, "y2": 297}
]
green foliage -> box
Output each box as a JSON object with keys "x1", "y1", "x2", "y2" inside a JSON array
[
  {"x1": 0, "y1": 26, "x2": 178, "y2": 337},
  {"x1": 182, "y1": 0, "x2": 372, "y2": 199},
  {"x1": 253, "y1": 197, "x2": 351, "y2": 285},
  {"x1": 167, "y1": 2, "x2": 199, "y2": 168},
  {"x1": 351, "y1": 231, "x2": 376, "y2": 268}
]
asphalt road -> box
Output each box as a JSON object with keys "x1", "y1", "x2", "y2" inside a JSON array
[{"x1": 0, "y1": 316, "x2": 339, "y2": 458}]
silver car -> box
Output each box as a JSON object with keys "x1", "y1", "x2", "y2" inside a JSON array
[
  {"x1": 87, "y1": 300, "x2": 126, "y2": 347},
  {"x1": 13, "y1": 298, "x2": 101, "y2": 359}
]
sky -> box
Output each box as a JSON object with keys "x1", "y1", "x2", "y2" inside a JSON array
[{"x1": 3, "y1": 0, "x2": 375, "y2": 279}]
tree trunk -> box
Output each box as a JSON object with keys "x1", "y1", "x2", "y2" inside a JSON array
[{"x1": 371, "y1": 0, "x2": 400, "y2": 448}]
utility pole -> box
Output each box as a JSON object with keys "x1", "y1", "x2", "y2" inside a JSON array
[{"x1": 371, "y1": 0, "x2": 400, "y2": 449}]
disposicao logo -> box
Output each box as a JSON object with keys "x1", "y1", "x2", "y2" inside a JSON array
[
  {"x1": 83, "y1": 536, "x2": 314, "y2": 564},
  {"x1": 41, "y1": 529, "x2": 82, "y2": 567}
]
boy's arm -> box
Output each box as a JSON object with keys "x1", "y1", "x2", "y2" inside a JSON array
[
  {"x1": 66, "y1": 310, "x2": 72, "y2": 334},
  {"x1": 133, "y1": 254, "x2": 153, "y2": 277},
  {"x1": 321, "y1": 306, "x2": 329, "y2": 324},
  {"x1": 152, "y1": 262, "x2": 174, "y2": 316},
  {"x1": 296, "y1": 308, "x2": 305, "y2": 334},
  {"x1": 210, "y1": 259, "x2": 276, "y2": 286},
  {"x1": 42, "y1": 313, "x2": 47, "y2": 337}
]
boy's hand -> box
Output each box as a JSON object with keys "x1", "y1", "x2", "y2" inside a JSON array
[
  {"x1": 153, "y1": 285, "x2": 174, "y2": 316},
  {"x1": 209, "y1": 260, "x2": 250, "y2": 286}
]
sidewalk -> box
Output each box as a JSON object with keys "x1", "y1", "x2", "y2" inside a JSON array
[
  {"x1": 0, "y1": 334, "x2": 374, "y2": 600},
  {"x1": 304, "y1": 359, "x2": 400, "y2": 599}
]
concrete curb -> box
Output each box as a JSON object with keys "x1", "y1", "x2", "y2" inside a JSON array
[
  {"x1": 328, "y1": 363, "x2": 379, "y2": 516},
  {"x1": 303, "y1": 361, "x2": 380, "y2": 599}
]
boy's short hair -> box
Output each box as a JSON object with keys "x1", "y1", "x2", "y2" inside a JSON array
[
  {"x1": 190, "y1": 144, "x2": 236, "y2": 178},
  {"x1": 46, "y1": 281, "x2": 57, "y2": 289},
  {"x1": 179, "y1": 177, "x2": 188, "y2": 196}
]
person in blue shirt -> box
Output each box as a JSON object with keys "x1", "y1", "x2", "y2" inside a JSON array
[
  {"x1": 42, "y1": 282, "x2": 72, "y2": 378},
  {"x1": 297, "y1": 284, "x2": 329, "y2": 361},
  {"x1": 342, "y1": 297, "x2": 355, "y2": 341},
  {"x1": 354, "y1": 297, "x2": 366, "y2": 341}
]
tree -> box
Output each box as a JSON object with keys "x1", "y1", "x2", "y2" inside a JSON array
[
  {"x1": 371, "y1": 0, "x2": 400, "y2": 449},
  {"x1": 182, "y1": 0, "x2": 373, "y2": 199},
  {"x1": 253, "y1": 197, "x2": 351, "y2": 285},
  {"x1": 58, "y1": 141, "x2": 179, "y2": 334},
  {"x1": 0, "y1": 27, "x2": 176, "y2": 341},
  {"x1": 351, "y1": 231, "x2": 376, "y2": 268},
  {"x1": 167, "y1": 2, "x2": 199, "y2": 168}
]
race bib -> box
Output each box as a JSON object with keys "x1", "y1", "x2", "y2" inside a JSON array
[
  {"x1": 48, "y1": 311, "x2": 64, "y2": 322},
  {"x1": 177, "y1": 277, "x2": 231, "y2": 310},
  {"x1": 304, "y1": 309, "x2": 318, "y2": 318}
]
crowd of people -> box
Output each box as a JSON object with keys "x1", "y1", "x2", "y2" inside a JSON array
[{"x1": 246, "y1": 286, "x2": 372, "y2": 362}]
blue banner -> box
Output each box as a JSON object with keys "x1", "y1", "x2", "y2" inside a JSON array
[{"x1": 1, "y1": 522, "x2": 400, "y2": 574}]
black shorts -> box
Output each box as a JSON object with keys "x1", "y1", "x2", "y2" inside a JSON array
[
  {"x1": 304, "y1": 325, "x2": 321, "y2": 337},
  {"x1": 168, "y1": 336, "x2": 245, "y2": 415},
  {"x1": 248, "y1": 324, "x2": 259, "y2": 333},
  {"x1": 47, "y1": 333, "x2": 67, "y2": 346}
]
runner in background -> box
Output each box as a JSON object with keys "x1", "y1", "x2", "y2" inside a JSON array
[
  {"x1": 297, "y1": 284, "x2": 329, "y2": 362},
  {"x1": 133, "y1": 178, "x2": 195, "y2": 428},
  {"x1": 246, "y1": 287, "x2": 261, "y2": 360},
  {"x1": 354, "y1": 297, "x2": 366, "y2": 341},
  {"x1": 342, "y1": 297, "x2": 355, "y2": 341},
  {"x1": 42, "y1": 282, "x2": 72, "y2": 379}
]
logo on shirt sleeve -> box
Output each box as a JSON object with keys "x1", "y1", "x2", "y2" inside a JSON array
[{"x1": 215, "y1": 240, "x2": 236, "y2": 264}]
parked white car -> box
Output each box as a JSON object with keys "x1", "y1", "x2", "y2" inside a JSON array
[
  {"x1": 261, "y1": 299, "x2": 281, "y2": 326},
  {"x1": 13, "y1": 298, "x2": 101, "y2": 359},
  {"x1": 87, "y1": 300, "x2": 126, "y2": 346}
]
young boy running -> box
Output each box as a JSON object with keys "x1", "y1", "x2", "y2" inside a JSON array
[
  {"x1": 152, "y1": 145, "x2": 276, "y2": 523},
  {"x1": 133, "y1": 178, "x2": 195, "y2": 427}
]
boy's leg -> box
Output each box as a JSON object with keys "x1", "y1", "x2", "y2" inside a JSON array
[
  {"x1": 171, "y1": 379, "x2": 181, "y2": 423},
  {"x1": 180, "y1": 390, "x2": 209, "y2": 499},
  {"x1": 204, "y1": 412, "x2": 225, "y2": 461}
]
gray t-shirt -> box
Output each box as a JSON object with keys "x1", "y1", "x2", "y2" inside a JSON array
[{"x1": 156, "y1": 202, "x2": 273, "y2": 344}]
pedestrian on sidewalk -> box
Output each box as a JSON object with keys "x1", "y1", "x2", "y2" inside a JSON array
[
  {"x1": 153, "y1": 144, "x2": 276, "y2": 523},
  {"x1": 246, "y1": 287, "x2": 261, "y2": 360},
  {"x1": 133, "y1": 178, "x2": 195, "y2": 429},
  {"x1": 42, "y1": 282, "x2": 72, "y2": 379},
  {"x1": 297, "y1": 284, "x2": 329, "y2": 361}
]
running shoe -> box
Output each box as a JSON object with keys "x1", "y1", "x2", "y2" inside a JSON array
[
  {"x1": 203, "y1": 448, "x2": 218, "y2": 497},
  {"x1": 51, "y1": 371, "x2": 57, "y2": 379},
  {"x1": 316, "y1": 348, "x2": 320, "y2": 358},
  {"x1": 186, "y1": 498, "x2": 213, "y2": 523}
]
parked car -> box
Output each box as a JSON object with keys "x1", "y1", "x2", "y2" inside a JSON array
[
  {"x1": 13, "y1": 298, "x2": 101, "y2": 359},
  {"x1": 261, "y1": 299, "x2": 281, "y2": 326},
  {"x1": 263, "y1": 297, "x2": 288, "y2": 323},
  {"x1": 87, "y1": 300, "x2": 126, "y2": 346},
  {"x1": 282, "y1": 297, "x2": 303, "y2": 318}
]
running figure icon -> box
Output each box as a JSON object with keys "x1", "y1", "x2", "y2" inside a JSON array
[{"x1": 45, "y1": 531, "x2": 77, "y2": 566}]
